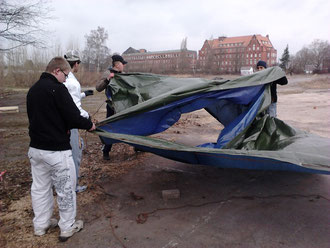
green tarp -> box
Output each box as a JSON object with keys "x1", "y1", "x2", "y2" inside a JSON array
[{"x1": 96, "y1": 67, "x2": 330, "y2": 174}]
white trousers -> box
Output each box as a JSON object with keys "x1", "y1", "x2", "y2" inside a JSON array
[{"x1": 28, "y1": 147, "x2": 77, "y2": 232}]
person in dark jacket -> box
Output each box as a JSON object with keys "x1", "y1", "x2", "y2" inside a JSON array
[
  {"x1": 256, "y1": 60, "x2": 288, "y2": 117},
  {"x1": 27, "y1": 56, "x2": 95, "y2": 242},
  {"x1": 95, "y1": 54, "x2": 127, "y2": 160}
]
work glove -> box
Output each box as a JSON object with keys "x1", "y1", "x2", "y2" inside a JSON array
[{"x1": 84, "y1": 90, "x2": 94, "y2": 96}]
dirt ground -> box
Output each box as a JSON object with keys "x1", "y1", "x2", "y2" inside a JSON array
[{"x1": 0, "y1": 74, "x2": 329, "y2": 248}]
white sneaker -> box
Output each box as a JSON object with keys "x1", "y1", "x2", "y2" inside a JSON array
[
  {"x1": 59, "y1": 220, "x2": 83, "y2": 242},
  {"x1": 34, "y1": 218, "x2": 58, "y2": 236},
  {"x1": 76, "y1": 185, "x2": 87, "y2": 193}
]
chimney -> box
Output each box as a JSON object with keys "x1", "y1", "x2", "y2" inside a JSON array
[{"x1": 218, "y1": 36, "x2": 226, "y2": 41}]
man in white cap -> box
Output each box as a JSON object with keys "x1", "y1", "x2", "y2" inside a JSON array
[{"x1": 64, "y1": 50, "x2": 93, "y2": 193}]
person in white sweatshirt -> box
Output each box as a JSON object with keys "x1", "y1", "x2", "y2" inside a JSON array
[{"x1": 64, "y1": 50, "x2": 94, "y2": 193}]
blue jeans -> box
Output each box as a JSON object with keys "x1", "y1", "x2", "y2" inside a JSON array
[
  {"x1": 69, "y1": 129, "x2": 83, "y2": 184},
  {"x1": 266, "y1": 102, "x2": 277, "y2": 117}
]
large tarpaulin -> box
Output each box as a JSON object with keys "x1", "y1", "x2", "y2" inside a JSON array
[{"x1": 95, "y1": 67, "x2": 330, "y2": 174}]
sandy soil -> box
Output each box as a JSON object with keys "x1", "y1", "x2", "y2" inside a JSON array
[{"x1": 0, "y1": 74, "x2": 329, "y2": 247}]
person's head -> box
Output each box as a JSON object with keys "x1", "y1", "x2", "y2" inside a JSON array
[
  {"x1": 64, "y1": 50, "x2": 81, "y2": 73},
  {"x1": 112, "y1": 54, "x2": 127, "y2": 72},
  {"x1": 256, "y1": 60, "x2": 267, "y2": 71},
  {"x1": 45, "y1": 57, "x2": 71, "y2": 83}
]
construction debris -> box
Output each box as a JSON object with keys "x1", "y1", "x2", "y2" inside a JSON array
[{"x1": 0, "y1": 106, "x2": 19, "y2": 113}]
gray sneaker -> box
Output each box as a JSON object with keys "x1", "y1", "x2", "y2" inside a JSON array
[
  {"x1": 76, "y1": 185, "x2": 87, "y2": 193},
  {"x1": 34, "y1": 218, "x2": 58, "y2": 236},
  {"x1": 59, "y1": 220, "x2": 83, "y2": 242}
]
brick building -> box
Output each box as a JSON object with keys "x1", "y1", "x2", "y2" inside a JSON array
[
  {"x1": 122, "y1": 47, "x2": 197, "y2": 74},
  {"x1": 197, "y1": 34, "x2": 277, "y2": 74}
]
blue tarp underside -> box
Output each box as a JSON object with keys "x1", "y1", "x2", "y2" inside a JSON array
[{"x1": 98, "y1": 85, "x2": 264, "y2": 148}]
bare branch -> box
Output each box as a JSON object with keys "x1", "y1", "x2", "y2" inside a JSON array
[{"x1": 0, "y1": 0, "x2": 53, "y2": 51}]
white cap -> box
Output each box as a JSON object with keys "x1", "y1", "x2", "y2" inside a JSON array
[{"x1": 64, "y1": 50, "x2": 80, "y2": 62}]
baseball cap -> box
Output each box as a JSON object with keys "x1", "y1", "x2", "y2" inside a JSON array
[
  {"x1": 256, "y1": 60, "x2": 267, "y2": 69},
  {"x1": 112, "y1": 55, "x2": 127, "y2": 65},
  {"x1": 64, "y1": 50, "x2": 81, "y2": 62}
]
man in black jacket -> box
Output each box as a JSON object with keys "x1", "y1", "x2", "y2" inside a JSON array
[
  {"x1": 95, "y1": 54, "x2": 127, "y2": 160},
  {"x1": 27, "y1": 57, "x2": 95, "y2": 242},
  {"x1": 256, "y1": 60, "x2": 288, "y2": 117}
]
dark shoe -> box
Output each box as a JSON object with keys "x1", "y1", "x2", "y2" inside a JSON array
[
  {"x1": 134, "y1": 147, "x2": 143, "y2": 153},
  {"x1": 103, "y1": 153, "x2": 110, "y2": 161}
]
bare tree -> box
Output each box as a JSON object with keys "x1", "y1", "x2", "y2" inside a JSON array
[
  {"x1": 180, "y1": 37, "x2": 187, "y2": 50},
  {"x1": 309, "y1": 39, "x2": 330, "y2": 72},
  {"x1": 53, "y1": 39, "x2": 63, "y2": 57},
  {"x1": 82, "y1": 26, "x2": 111, "y2": 72},
  {"x1": 291, "y1": 47, "x2": 313, "y2": 73},
  {"x1": 66, "y1": 37, "x2": 81, "y2": 52},
  {"x1": 179, "y1": 37, "x2": 190, "y2": 73},
  {"x1": 0, "y1": 0, "x2": 51, "y2": 51},
  {"x1": 291, "y1": 39, "x2": 330, "y2": 73}
]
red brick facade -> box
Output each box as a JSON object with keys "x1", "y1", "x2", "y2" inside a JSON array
[
  {"x1": 197, "y1": 34, "x2": 277, "y2": 73},
  {"x1": 122, "y1": 47, "x2": 197, "y2": 74}
]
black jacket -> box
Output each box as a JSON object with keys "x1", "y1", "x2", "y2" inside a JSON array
[
  {"x1": 270, "y1": 77, "x2": 288, "y2": 103},
  {"x1": 27, "y1": 72, "x2": 93, "y2": 151}
]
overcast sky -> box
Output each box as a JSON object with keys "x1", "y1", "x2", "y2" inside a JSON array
[{"x1": 47, "y1": 0, "x2": 330, "y2": 58}]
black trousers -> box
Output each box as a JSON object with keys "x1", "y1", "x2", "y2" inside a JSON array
[{"x1": 100, "y1": 104, "x2": 114, "y2": 154}]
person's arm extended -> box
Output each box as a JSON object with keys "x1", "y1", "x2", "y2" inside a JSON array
[
  {"x1": 57, "y1": 85, "x2": 94, "y2": 130},
  {"x1": 274, "y1": 77, "x2": 288, "y2": 85},
  {"x1": 96, "y1": 70, "x2": 114, "y2": 92}
]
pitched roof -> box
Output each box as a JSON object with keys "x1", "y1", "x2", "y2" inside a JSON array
[
  {"x1": 122, "y1": 47, "x2": 140, "y2": 55},
  {"x1": 207, "y1": 35, "x2": 274, "y2": 49}
]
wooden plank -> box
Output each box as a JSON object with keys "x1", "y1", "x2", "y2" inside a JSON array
[
  {"x1": 162, "y1": 189, "x2": 180, "y2": 201},
  {"x1": 0, "y1": 106, "x2": 19, "y2": 113}
]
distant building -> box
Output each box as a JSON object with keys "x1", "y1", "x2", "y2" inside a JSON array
[
  {"x1": 321, "y1": 57, "x2": 330, "y2": 73},
  {"x1": 240, "y1": 66, "x2": 254, "y2": 76},
  {"x1": 122, "y1": 47, "x2": 197, "y2": 74},
  {"x1": 304, "y1": 65, "x2": 314, "y2": 74},
  {"x1": 197, "y1": 34, "x2": 277, "y2": 74}
]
